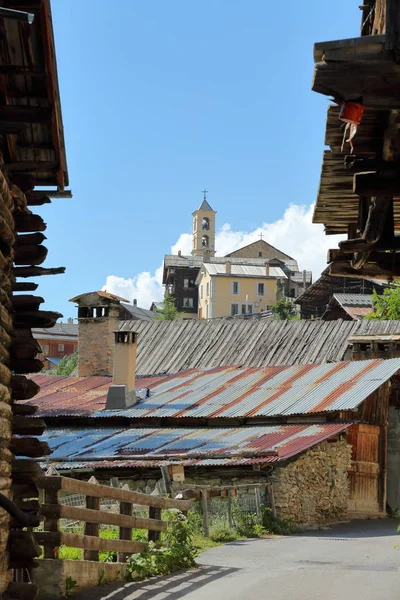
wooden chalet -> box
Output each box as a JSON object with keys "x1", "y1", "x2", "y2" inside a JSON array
[
  {"x1": 312, "y1": 1, "x2": 400, "y2": 281},
  {"x1": 0, "y1": 2, "x2": 69, "y2": 598},
  {"x1": 295, "y1": 268, "x2": 384, "y2": 319}
]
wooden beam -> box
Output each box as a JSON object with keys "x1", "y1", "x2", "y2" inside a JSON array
[
  {"x1": 0, "y1": 106, "x2": 51, "y2": 123},
  {"x1": 12, "y1": 282, "x2": 39, "y2": 292},
  {"x1": 34, "y1": 532, "x2": 148, "y2": 556},
  {"x1": 40, "y1": 504, "x2": 168, "y2": 532},
  {"x1": 4, "y1": 160, "x2": 58, "y2": 172},
  {"x1": 14, "y1": 213, "x2": 46, "y2": 233},
  {"x1": 354, "y1": 172, "x2": 400, "y2": 195},
  {"x1": 386, "y1": 0, "x2": 400, "y2": 51},
  {"x1": 329, "y1": 259, "x2": 400, "y2": 280},
  {"x1": 13, "y1": 266, "x2": 65, "y2": 278},
  {"x1": 37, "y1": 476, "x2": 192, "y2": 511}
]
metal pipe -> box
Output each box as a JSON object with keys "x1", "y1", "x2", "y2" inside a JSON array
[{"x1": 0, "y1": 7, "x2": 34, "y2": 24}]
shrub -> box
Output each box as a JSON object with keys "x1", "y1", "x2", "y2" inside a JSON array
[
  {"x1": 126, "y1": 510, "x2": 198, "y2": 580},
  {"x1": 262, "y1": 508, "x2": 297, "y2": 535},
  {"x1": 209, "y1": 524, "x2": 237, "y2": 543}
]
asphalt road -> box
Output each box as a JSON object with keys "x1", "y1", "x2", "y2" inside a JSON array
[{"x1": 75, "y1": 520, "x2": 400, "y2": 600}]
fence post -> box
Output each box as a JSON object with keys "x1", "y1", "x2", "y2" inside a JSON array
[
  {"x1": 254, "y1": 487, "x2": 262, "y2": 521},
  {"x1": 148, "y1": 506, "x2": 162, "y2": 543},
  {"x1": 43, "y1": 486, "x2": 59, "y2": 559},
  {"x1": 118, "y1": 485, "x2": 133, "y2": 562},
  {"x1": 227, "y1": 489, "x2": 233, "y2": 529},
  {"x1": 201, "y1": 489, "x2": 209, "y2": 537},
  {"x1": 84, "y1": 478, "x2": 100, "y2": 561},
  {"x1": 268, "y1": 483, "x2": 276, "y2": 518}
]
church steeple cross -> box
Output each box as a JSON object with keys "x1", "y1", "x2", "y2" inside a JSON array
[{"x1": 202, "y1": 189, "x2": 208, "y2": 201}]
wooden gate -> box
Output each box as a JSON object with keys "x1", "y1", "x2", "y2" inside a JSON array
[{"x1": 347, "y1": 424, "x2": 383, "y2": 515}]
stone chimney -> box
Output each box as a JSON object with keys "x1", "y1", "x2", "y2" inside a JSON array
[
  {"x1": 226, "y1": 262, "x2": 231, "y2": 274},
  {"x1": 265, "y1": 262, "x2": 270, "y2": 276},
  {"x1": 178, "y1": 250, "x2": 182, "y2": 257},
  {"x1": 106, "y1": 331, "x2": 138, "y2": 409},
  {"x1": 67, "y1": 317, "x2": 73, "y2": 324},
  {"x1": 69, "y1": 291, "x2": 127, "y2": 377}
]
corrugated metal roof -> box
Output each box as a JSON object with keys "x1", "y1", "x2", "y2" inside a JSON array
[
  {"x1": 333, "y1": 294, "x2": 374, "y2": 307},
  {"x1": 202, "y1": 264, "x2": 287, "y2": 278},
  {"x1": 29, "y1": 358, "x2": 400, "y2": 419},
  {"x1": 37, "y1": 423, "x2": 351, "y2": 467},
  {"x1": 118, "y1": 318, "x2": 400, "y2": 376}
]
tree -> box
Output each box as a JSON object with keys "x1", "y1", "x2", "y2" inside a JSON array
[
  {"x1": 52, "y1": 351, "x2": 78, "y2": 375},
  {"x1": 270, "y1": 297, "x2": 298, "y2": 320},
  {"x1": 156, "y1": 296, "x2": 178, "y2": 321},
  {"x1": 365, "y1": 286, "x2": 400, "y2": 320}
]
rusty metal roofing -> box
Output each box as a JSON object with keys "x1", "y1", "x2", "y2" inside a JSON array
[
  {"x1": 29, "y1": 358, "x2": 400, "y2": 420},
  {"x1": 37, "y1": 423, "x2": 351, "y2": 468}
]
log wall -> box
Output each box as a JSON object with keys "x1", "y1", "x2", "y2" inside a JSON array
[{"x1": 0, "y1": 166, "x2": 59, "y2": 593}]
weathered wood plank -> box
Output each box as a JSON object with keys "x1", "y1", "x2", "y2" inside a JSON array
[
  {"x1": 84, "y1": 495, "x2": 100, "y2": 561},
  {"x1": 41, "y1": 504, "x2": 168, "y2": 532},
  {"x1": 36, "y1": 476, "x2": 192, "y2": 511},
  {"x1": 35, "y1": 531, "x2": 147, "y2": 555}
]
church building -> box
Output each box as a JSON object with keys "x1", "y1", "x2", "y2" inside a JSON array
[{"x1": 162, "y1": 195, "x2": 312, "y2": 319}]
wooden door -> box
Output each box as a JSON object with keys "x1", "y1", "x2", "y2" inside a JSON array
[{"x1": 347, "y1": 424, "x2": 382, "y2": 515}]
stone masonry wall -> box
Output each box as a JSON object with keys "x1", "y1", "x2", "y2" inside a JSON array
[
  {"x1": 273, "y1": 439, "x2": 352, "y2": 525},
  {"x1": 78, "y1": 306, "x2": 120, "y2": 376}
]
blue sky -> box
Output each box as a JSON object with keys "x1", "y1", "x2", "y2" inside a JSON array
[{"x1": 39, "y1": 0, "x2": 360, "y2": 319}]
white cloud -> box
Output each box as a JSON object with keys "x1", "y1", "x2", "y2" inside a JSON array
[{"x1": 103, "y1": 203, "x2": 344, "y2": 309}]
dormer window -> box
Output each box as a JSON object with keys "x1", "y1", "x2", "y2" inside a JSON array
[{"x1": 202, "y1": 217, "x2": 210, "y2": 230}]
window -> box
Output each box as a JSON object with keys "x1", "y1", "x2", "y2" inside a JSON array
[
  {"x1": 231, "y1": 303, "x2": 239, "y2": 316},
  {"x1": 258, "y1": 252, "x2": 262, "y2": 257},
  {"x1": 41, "y1": 344, "x2": 49, "y2": 354},
  {"x1": 242, "y1": 304, "x2": 253, "y2": 315},
  {"x1": 73, "y1": 345, "x2": 78, "y2": 352},
  {"x1": 206, "y1": 303, "x2": 209, "y2": 319},
  {"x1": 257, "y1": 283, "x2": 265, "y2": 296},
  {"x1": 202, "y1": 235, "x2": 209, "y2": 248},
  {"x1": 58, "y1": 343, "x2": 65, "y2": 352},
  {"x1": 202, "y1": 217, "x2": 210, "y2": 230},
  {"x1": 232, "y1": 281, "x2": 239, "y2": 295},
  {"x1": 200, "y1": 285, "x2": 203, "y2": 299},
  {"x1": 184, "y1": 278, "x2": 189, "y2": 289},
  {"x1": 183, "y1": 297, "x2": 194, "y2": 308},
  {"x1": 206, "y1": 282, "x2": 209, "y2": 296}
]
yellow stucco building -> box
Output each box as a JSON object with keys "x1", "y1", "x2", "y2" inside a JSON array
[{"x1": 196, "y1": 262, "x2": 287, "y2": 319}]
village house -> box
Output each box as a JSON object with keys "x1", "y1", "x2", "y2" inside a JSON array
[
  {"x1": 163, "y1": 197, "x2": 312, "y2": 318},
  {"x1": 22, "y1": 298, "x2": 400, "y2": 526},
  {"x1": 295, "y1": 269, "x2": 385, "y2": 320},
  {"x1": 196, "y1": 260, "x2": 286, "y2": 319},
  {"x1": 32, "y1": 319, "x2": 78, "y2": 369},
  {"x1": 0, "y1": 1, "x2": 70, "y2": 597},
  {"x1": 311, "y1": 2, "x2": 400, "y2": 282}
]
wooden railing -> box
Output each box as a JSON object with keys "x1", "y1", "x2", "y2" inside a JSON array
[{"x1": 34, "y1": 476, "x2": 192, "y2": 562}]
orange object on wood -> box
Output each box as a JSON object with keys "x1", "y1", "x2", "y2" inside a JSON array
[{"x1": 339, "y1": 101, "x2": 364, "y2": 125}]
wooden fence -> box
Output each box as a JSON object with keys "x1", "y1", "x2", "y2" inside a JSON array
[
  {"x1": 172, "y1": 481, "x2": 275, "y2": 537},
  {"x1": 34, "y1": 476, "x2": 192, "y2": 563}
]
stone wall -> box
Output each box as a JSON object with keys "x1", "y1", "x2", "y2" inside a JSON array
[
  {"x1": 273, "y1": 439, "x2": 352, "y2": 525},
  {"x1": 78, "y1": 305, "x2": 120, "y2": 376}
]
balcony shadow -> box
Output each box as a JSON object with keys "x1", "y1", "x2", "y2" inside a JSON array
[{"x1": 74, "y1": 564, "x2": 239, "y2": 600}]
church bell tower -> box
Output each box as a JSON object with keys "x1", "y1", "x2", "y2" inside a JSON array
[{"x1": 192, "y1": 191, "x2": 216, "y2": 257}]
